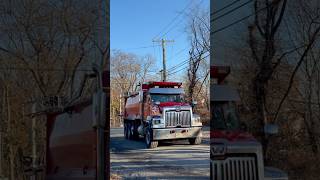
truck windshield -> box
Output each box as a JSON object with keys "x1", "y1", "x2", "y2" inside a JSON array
[
  {"x1": 212, "y1": 102, "x2": 240, "y2": 130},
  {"x1": 150, "y1": 94, "x2": 185, "y2": 103}
]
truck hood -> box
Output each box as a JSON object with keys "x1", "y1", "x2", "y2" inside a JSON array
[
  {"x1": 211, "y1": 130, "x2": 256, "y2": 142},
  {"x1": 158, "y1": 102, "x2": 190, "y2": 108},
  {"x1": 151, "y1": 102, "x2": 190, "y2": 114}
]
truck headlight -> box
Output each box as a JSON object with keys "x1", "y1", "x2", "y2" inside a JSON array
[
  {"x1": 152, "y1": 116, "x2": 164, "y2": 128},
  {"x1": 192, "y1": 114, "x2": 202, "y2": 126},
  {"x1": 195, "y1": 117, "x2": 201, "y2": 123},
  {"x1": 153, "y1": 119, "x2": 161, "y2": 124}
]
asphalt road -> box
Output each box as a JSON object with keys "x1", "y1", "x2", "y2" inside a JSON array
[{"x1": 110, "y1": 127, "x2": 210, "y2": 180}]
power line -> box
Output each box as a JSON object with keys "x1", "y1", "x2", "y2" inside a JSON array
[
  {"x1": 166, "y1": 50, "x2": 209, "y2": 73},
  {"x1": 153, "y1": 0, "x2": 194, "y2": 40},
  {"x1": 167, "y1": 53, "x2": 198, "y2": 72},
  {"x1": 0, "y1": 67, "x2": 92, "y2": 72},
  {"x1": 167, "y1": 59, "x2": 190, "y2": 72},
  {"x1": 166, "y1": 0, "x2": 248, "y2": 73},
  {"x1": 122, "y1": 44, "x2": 161, "y2": 50},
  {"x1": 160, "y1": 2, "x2": 268, "y2": 77},
  {"x1": 160, "y1": 0, "x2": 205, "y2": 39},
  {"x1": 212, "y1": 4, "x2": 268, "y2": 34},
  {"x1": 151, "y1": 0, "x2": 208, "y2": 75},
  {"x1": 212, "y1": 0, "x2": 253, "y2": 22},
  {"x1": 168, "y1": 46, "x2": 189, "y2": 60},
  {"x1": 167, "y1": 54, "x2": 209, "y2": 76},
  {"x1": 126, "y1": 0, "x2": 245, "y2": 55},
  {"x1": 1, "y1": 3, "x2": 269, "y2": 77},
  {"x1": 211, "y1": 0, "x2": 241, "y2": 16},
  {"x1": 167, "y1": 3, "x2": 281, "y2": 76},
  {"x1": 152, "y1": 42, "x2": 157, "y2": 61},
  {"x1": 167, "y1": 53, "x2": 209, "y2": 76},
  {"x1": 170, "y1": 4, "x2": 268, "y2": 74}
]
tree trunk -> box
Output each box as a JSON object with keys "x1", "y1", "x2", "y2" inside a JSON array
[
  {"x1": 6, "y1": 86, "x2": 15, "y2": 180},
  {"x1": 254, "y1": 78, "x2": 269, "y2": 158},
  {"x1": 307, "y1": 76, "x2": 319, "y2": 154}
]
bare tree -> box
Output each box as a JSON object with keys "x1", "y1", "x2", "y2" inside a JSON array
[
  {"x1": 110, "y1": 50, "x2": 155, "y2": 127},
  {"x1": 273, "y1": 0, "x2": 320, "y2": 154},
  {"x1": 185, "y1": 6, "x2": 209, "y2": 104},
  {"x1": 0, "y1": 0, "x2": 105, "y2": 178},
  {"x1": 247, "y1": 0, "x2": 288, "y2": 155}
]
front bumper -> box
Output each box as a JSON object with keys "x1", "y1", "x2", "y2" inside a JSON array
[{"x1": 152, "y1": 126, "x2": 202, "y2": 140}]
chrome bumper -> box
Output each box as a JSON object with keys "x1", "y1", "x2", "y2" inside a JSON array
[{"x1": 152, "y1": 126, "x2": 202, "y2": 140}]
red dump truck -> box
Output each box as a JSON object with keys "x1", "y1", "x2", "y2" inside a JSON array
[
  {"x1": 210, "y1": 65, "x2": 288, "y2": 180},
  {"x1": 123, "y1": 81, "x2": 203, "y2": 148}
]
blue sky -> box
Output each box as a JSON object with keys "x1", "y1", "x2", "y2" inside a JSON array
[{"x1": 111, "y1": 0, "x2": 209, "y2": 81}]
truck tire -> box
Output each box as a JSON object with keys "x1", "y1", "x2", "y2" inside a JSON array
[
  {"x1": 189, "y1": 136, "x2": 202, "y2": 145},
  {"x1": 128, "y1": 122, "x2": 134, "y2": 140},
  {"x1": 127, "y1": 122, "x2": 139, "y2": 140},
  {"x1": 145, "y1": 127, "x2": 158, "y2": 148},
  {"x1": 124, "y1": 122, "x2": 128, "y2": 139},
  {"x1": 131, "y1": 121, "x2": 140, "y2": 140},
  {"x1": 132, "y1": 131, "x2": 140, "y2": 140}
]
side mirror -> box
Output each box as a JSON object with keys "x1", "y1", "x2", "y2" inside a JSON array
[
  {"x1": 155, "y1": 101, "x2": 160, "y2": 105},
  {"x1": 264, "y1": 124, "x2": 279, "y2": 135},
  {"x1": 138, "y1": 91, "x2": 143, "y2": 102}
]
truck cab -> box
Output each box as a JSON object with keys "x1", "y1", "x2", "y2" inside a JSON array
[{"x1": 210, "y1": 66, "x2": 288, "y2": 180}]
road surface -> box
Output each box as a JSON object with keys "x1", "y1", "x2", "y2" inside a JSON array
[{"x1": 110, "y1": 127, "x2": 210, "y2": 180}]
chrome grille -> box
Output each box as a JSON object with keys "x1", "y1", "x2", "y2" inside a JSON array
[
  {"x1": 165, "y1": 110, "x2": 191, "y2": 127},
  {"x1": 212, "y1": 157, "x2": 258, "y2": 180}
]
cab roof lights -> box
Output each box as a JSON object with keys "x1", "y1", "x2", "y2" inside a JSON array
[{"x1": 142, "y1": 81, "x2": 182, "y2": 90}]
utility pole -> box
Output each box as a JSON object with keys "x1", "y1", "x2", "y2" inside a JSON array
[
  {"x1": 153, "y1": 39, "x2": 174, "y2": 82},
  {"x1": 159, "y1": 70, "x2": 163, "y2": 81}
]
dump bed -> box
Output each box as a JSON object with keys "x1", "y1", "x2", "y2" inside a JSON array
[{"x1": 124, "y1": 92, "x2": 142, "y2": 120}]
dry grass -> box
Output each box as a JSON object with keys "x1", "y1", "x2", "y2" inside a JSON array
[
  {"x1": 286, "y1": 151, "x2": 320, "y2": 180},
  {"x1": 110, "y1": 174, "x2": 122, "y2": 180}
]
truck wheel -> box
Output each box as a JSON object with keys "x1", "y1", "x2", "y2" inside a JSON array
[
  {"x1": 127, "y1": 123, "x2": 133, "y2": 140},
  {"x1": 132, "y1": 131, "x2": 140, "y2": 140},
  {"x1": 124, "y1": 122, "x2": 128, "y2": 139},
  {"x1": 189, "y1": 136, "x2": 202, "y2": 145},
  {"x1": 131, "y1": 121, "x2": 140, "y2": 140},
  {"x1": 145, "y1": 128, "x2": 158, "y2": 148}
]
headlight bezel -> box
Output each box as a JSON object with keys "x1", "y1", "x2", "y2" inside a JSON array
[
  {"x1": 152, "y1": 115, "x2": 165, "y2": 128},
  {"x1": 192, "y1": 114, "x2": 202, "y2": 126}
]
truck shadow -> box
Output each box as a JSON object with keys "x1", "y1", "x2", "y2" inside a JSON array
[
  {"x1": 110, "y1": 136, "x2": 210, "y2": 153},
  {"x1": 111, "y1": 128, "x2": 210, "y2": 179},
  {"x1": 110, "y1": 127, "x2": 210, "y2": 153}
]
